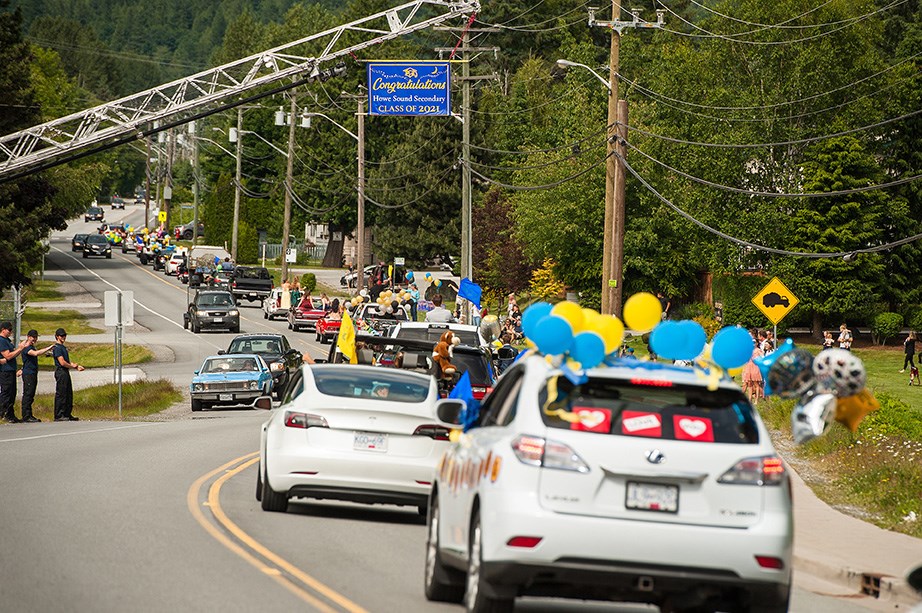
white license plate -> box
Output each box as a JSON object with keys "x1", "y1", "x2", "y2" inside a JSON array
[
  {"x1": 353, "y1": 431, "x2": 387, "y2": 452},
  {"x1": 248, "y1": 292, "x2": 257, "y2": 297},
  {"x1": 219, "y1": 393, "x2": 233, "y2": 402},
  {"x1": 626, "y1": 481, "x2": 678, "y2": 513}
]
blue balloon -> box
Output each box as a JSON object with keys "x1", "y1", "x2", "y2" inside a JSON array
[
  {"x1": 572, "y1": 332, "x2": 606, "y2": 368},
  {"x1": 754, "y1": 338, "x2": 795, "y2": 395},
  {"x1": 650, "y1": 321, "x2": 686, "y2": 360},
  {"x1": 405, "y1": 270, "x2": 414, "y2": 280},
  {"x1": 676, "y1": 320, "x2": 707, "y2": 361},
  {"x1": 712, "y1": 326, "x2": 755, "y2": 370},
  {"x1": 531, "y1": 315, "x2": 574, "y2": 355},
  {"x1": 522, "y1": 302, "x2": 553, "y2": 340}
]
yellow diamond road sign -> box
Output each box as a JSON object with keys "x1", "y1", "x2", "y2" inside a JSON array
[{"x1": 752, "y1": 277, "x2": 799, "y2": 325}]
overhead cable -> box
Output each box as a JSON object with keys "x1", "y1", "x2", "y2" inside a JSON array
[
  {"x1": 469, "y1": 122, "x2": 613, "y2": 155},
  {"x1": 464, "y1": 152, "x2": 613, "y2": 191}
]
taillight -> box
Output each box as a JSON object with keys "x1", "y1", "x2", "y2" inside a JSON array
[
  {"x1": 413, "y1": 424, "x2": 451, "y2": 441},
  {"x1": 630, "y1": 378, "x2": 673, "y2": 387},
  {"x1": 232, "y1": 281, "x2": 237, "y2": 288},
  {"x1": 506, "y1": 536, "x2": 543, "y2": 548},
  {"x1": 472, "y1": 386, "x2": 491, "y2": 400},
  {"x1": 511, "y1": 435, "x2": 590, "y2": 473},
  {"x1": 718, "y1": 455, "x2": 785, "y2": 486},
  {"x1": 284, "y1": 411, "x2": 328, "y2": 429},
  {"x1": 755, "y1": 555, "x2": 785, "y2": 570}
]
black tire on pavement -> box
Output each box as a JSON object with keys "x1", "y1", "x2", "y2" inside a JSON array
[
  {"x1": 192, "y1": 320, "x2": 200, "y2": 334},
  {"x1": 191, "y1": 398, "x2": 202, "y2": 412},
  {"x1": 260, "y1": 467, "x2": 288, "y2": 513},
  {"x1": 263, "y1": 311, "x2": 268, "y2": 319},
  {"x1": 465, "y1": 512, "x2": 514, "y2": 613},
  {"x1": 256, "y1": 463, "x2": 263, "y2": 501},
  {"x1": 425, "y1": 495, "x2": 464, "y2": 603},
  {"x1": 82, "y1": 253, "x2": 88, "y2": 259},
  {"x1": 106, "y1": 253, "x2": 112, "y2": 259},
  {"x1": 232, "y1": 325, "x2": 240, "y2": 333}
]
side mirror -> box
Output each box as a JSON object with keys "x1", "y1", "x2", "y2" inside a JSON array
[
  {"x1": 435, "y1": 398, "x2": 465, "y2": 425},
  {"x1": 497, "y1": 346, "x2": 516, "y2": 360},
  {"x1": 313, "y1": 358, "x2": 328, "y2": 364},
  {"x1": 193, "y1": 370, "x2": 199, "y2": 375},
  {"x1": 253, "y1": 396, "x2": 273, "y2": 410},
  {"x1": 217, "y1": 350, "x2": 226, "y2": 355}
]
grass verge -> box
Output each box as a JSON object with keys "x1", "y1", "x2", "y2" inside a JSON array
[
  {"x1": 25, "y1": 379, "x2": 183, "y2": 420},
  {"x1": 30, "y1": 342, "x2": 154, "y2": 370},
  {"x1": 23, "y1": 309, "x2": 103, "y2": 335},
  {"x1": 24, "y1": 280, "x2": 65, "y2": 302}
]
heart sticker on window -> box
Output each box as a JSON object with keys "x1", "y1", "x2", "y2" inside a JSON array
[{"x1": 673, "y1": 416, "x2": 714, "y2": 442}]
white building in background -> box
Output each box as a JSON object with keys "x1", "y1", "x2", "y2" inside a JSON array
[{"x1": 304, "y1": 222, "x2": 329, "y2": 246}]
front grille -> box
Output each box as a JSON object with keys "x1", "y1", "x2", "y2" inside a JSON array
[
  {"x1": 209, "y1": 312, "x2": 227, "y2": 317},
  {"x1": 202, "y1": 382, "x2": 251, "y2": 392}
]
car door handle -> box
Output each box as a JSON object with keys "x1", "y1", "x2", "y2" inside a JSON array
[{"x1": 600, "y1": 465, "x2": 709, "y2": 484}]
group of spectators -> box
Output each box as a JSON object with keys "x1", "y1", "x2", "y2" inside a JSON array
[{"x1": 0, "y1": 323, "x2": 83, "y2": 424}]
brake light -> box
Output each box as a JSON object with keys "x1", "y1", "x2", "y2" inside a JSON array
[
  {"x1": 511, "y1": 435, "x2": 590, "y2": 473},
  {"x1": 232, "y1": 281, "x2": 237, "y2": 288},
  {"x1": 630, "y1": 378, "x2": 673, "y2": 387},
  {"x1": 472, "y1": 386, "x2": 491, "y2": 400},
  {"x1": 718, "y1": 455, "x2": 785, "y2": 486},
  {"x1": 284, "y1": 411, "x2": 328, "y2": 429},
  {"x1": 506, "y1": 536, "x2": 543, "y2": 548},
  {"x1": 755, "y1": 556, "x2": 785, "y2": 570},
  {"x1": 413, "y1": 424, "x2": 451, "y2": 441}
]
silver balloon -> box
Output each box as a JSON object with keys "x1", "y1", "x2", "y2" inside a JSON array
[
  {"x1": 791, "y1": 390, "x2": 836, "y2": 445},
  {"x1": 480, "y1": 314, "x2": 501, "y2": 342}
]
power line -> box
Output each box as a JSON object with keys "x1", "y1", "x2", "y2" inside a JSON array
[
  {"x1": 469, "y1": 122, "x2": 613, "y2": 155},
  {"x1": 623, "y1": 139, "x2": 922, "y2": 197},
  {"x1": 469, "y1": 139, "x2": 607, "y2": 171},
  {"x1": 686, "y1": 0, "x2": 837, "y2": 30},
  {"x1": 464, "y1": 152, "x2": 613, "y2": 191},
  {"x1": 617, "y1": 152, "x2": 922, "y2": 259}
]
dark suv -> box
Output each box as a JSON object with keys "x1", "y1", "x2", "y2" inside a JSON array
[
  {"x1": 71, "y1": 233, "x2": 89, "y2": 251},
  {"x1": 223, "y1": 334, "x2": 302, "y2": 400},
  {"x1": 83, "y1": 234, "x2": 111, "y2": 259},
  {"x1": 185, "y1": 290, "x2": 240, "y2": 333},
  {"x1": 85, "y1": 206, "x2": 104, "y2": 222}
]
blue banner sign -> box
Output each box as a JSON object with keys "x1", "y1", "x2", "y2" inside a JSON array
[{"x1": 367, "y1": 62, "x2": 451, "y2": 116}]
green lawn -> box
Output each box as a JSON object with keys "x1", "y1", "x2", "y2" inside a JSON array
[
  {"x1": 29, "y1": 342, "x2": 153, "y2": 370},
  {"x1": 21, "y1": 379, "x2": 183, "y2": 420},
  {"x1": 22, "y1": 309, "x2": 104, "y2": 335},
  {"x1": 24, "y1": 280, "x2": 64, "y2": 302}
]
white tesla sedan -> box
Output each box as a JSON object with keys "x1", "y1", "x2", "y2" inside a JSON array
[
  {"x1": 425, "y1": 355, "x2": 792, "y2": 613},
  {"x1": 258, "y1": 364, "x2": 452, "y2": 514}
]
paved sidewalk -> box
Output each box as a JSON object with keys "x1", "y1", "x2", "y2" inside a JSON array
[{"x1": 791, "y1": 469, "x2": 922, "y2": 610}]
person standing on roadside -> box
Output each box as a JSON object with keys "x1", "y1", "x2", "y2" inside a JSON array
[
  {"x1": 19, "y1": 330, "x2": 55, "y2": 423},
  {"x1": 901, "y1": 332, "x2": 917, "y2": 373},
  {"x1": 837, "y1": 323, "x2": 853, "y2": 351},
  {"x1": 52, "y1": 328, "x2": 84, "y2": 422},
  {"x1": 408, "y1": 283, "x2": 420, "y2": 322},
  {"x1": 0, "y1": 321, "x2": 30, "y2": 423}
]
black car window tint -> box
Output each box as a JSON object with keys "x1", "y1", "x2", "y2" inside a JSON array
[{"x1": 479, "y1": 366, "x2": 522, "y2": 427}]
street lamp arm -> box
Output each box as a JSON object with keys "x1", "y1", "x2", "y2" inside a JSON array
[
  {"x1": 556, "y1": 59, "x2": 612, "y2": 93},
  {"x1": 194, "y1": 135, "x2": 236, "y2": 160},
  {"x1": 306, "y1": 112, "x2": 358, "y2": 141},
  {"x1": 240, "y1": 130, "x2": 289, "y2": 157}
]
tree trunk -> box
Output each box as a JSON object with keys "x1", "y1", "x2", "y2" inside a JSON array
[
  {"x1": 811, "y1": 310, "x2": 824, "y2": 340},
  {"x1": 321, "y1": 224, "x2": 344, "y2": 269}
]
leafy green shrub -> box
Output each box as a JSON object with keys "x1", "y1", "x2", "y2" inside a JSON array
[
  {"x1": 236, "y1": 222, "x2": 259, "y2": 264},
  {"x1": 529, "y1": 258, "x2": 566, "y2": 301},
  {"x1": 677, "y1": 302, "x2": 714, "y2": 320},
  {"x1": 871, "y1": 312, "x2": 903, "y2": 346},
  {"x1": 692, "y1": 315, "x2": 721, "y2": 341},
  {"x1": 712, "y1": 274, "x2": 773, "y2": 329},
  {"x1": 906, "y1": 307, "x2": 922, "y2": 332},
  {"x1": 298, "y1": 273, "x2": 317, "y2": 293}
]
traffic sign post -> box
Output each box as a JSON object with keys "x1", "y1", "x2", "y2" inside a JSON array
[
  {"x1": 104, "y1": 291, "x2": 134, "y2": 420},
  {"x1": 752, "y1": 277, "x2": 799, "y2": 343}
]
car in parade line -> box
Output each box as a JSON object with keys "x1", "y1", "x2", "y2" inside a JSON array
[
  {"x1": 184, "y1": 289, "x2": 240, "y2": 333},
  {"x1": 85, "y1": 206, "x2": 104, "y2": 223},
  {"x1": 164, "y1": 252, "x2": 186, "y2": 276},
  {"x1": 389, "y1": 322, "x2": 488, "y2": 350},
  {"x1": 423, "y1": 355, "x2": 792, "y2": 613},
  {"x1": 230, "y1": 266, "x2": 273, "y2": 306},
  {"x1": 190, "y1": 354, "x2": 273, "y2": 412},
  {"x1": 262, "y1": 287, "x2": 290, "y2": 321},
  {"x1": 288, "y1": 296, "x2": 327, "y2": 332},
  {"x1": 111, "y1": 197, "x2": 125, "y2": 209},
  {"x1": 71, "y1": 233, "x2": 89, "y2": 252},
  {"x1": 223, "y1": 333, "x2": 302, "y2": 400},
  {"x1": 340, "y1": 265, "x2": 377, "y2": 288},
  {"x1": 210, "y1": 269, "x2": 233, "y2": 291},
  {"x1": 353, "y1": 302, "x2": 409, "y2": 334},
  {"x1": 314, "y1": 316, "x2": 342, "y2": 344},
  {"x1": 82, "y1": 234, "x2": 112, "y2": 259},
  {"x1": 257, "y1": 364, "x2": 452, "y2": 515}
]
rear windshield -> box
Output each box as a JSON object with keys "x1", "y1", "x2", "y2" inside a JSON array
[
  {"x1": 452, "y1": 352, "x2": 492, "y2": 386},
  {"x1": 538, "y1": 376, "x2": 759, "y2": 444},
  {"x1": 395, "y1": 327, "x2": 480, "y2": 346},
  {"x1": 236, "y1": 267, "x2": 270, "y2": 280},
  {"x1": 313, "y1": 370, "x2": 429, "y2": 403},
  {"x1": 228, "y1": 337, "x2": 283, "y2": 355}
]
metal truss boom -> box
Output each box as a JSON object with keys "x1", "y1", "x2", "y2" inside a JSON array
[{"x1": 0, "y1": 0, "x2": 479, "y2": 183}]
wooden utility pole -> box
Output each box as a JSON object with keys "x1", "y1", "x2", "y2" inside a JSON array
[
  {"x1": 281, "y1": 90, "x2": 298, "y2": 283},
  {"x1": 357, "y1": 97, "x2": 366, "y2": 290},
  {"x1": 164, "y1": 128, "x2": 174, "y2": 233},
  {"x1": 231, "y1": 107, "x2": 243, "y2": 261},
  {"x1": 144, "y1": 137, "x2": 152, "y2": 230}
]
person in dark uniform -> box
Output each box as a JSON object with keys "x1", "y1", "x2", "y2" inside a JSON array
[
  {"x1": 20, "y1": 329, "x2": 55, "y2": 423},
  {"x1": 52, "y1": 328, "x2": 84, "y2": 421},
  {"x1": 0, "y1": 321, "x2": 29, "y2": 423}
]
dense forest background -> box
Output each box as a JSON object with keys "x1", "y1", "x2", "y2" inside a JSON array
[{"x1": 2, "y1": 0, "x2": 921, "y2": 333}]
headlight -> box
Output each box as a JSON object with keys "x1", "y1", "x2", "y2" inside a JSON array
[
  {"x1": 228, "y1": 309, "x2": 239, "y2": 316},
  {"x1": 270, "y1": 362, "x2": 285, "y2": 372},
  {"x1": 192, "y1": 383, "x2": 203, "y2": 391},
  {"x1": 248, "y1": 381, "x2": 259, "y2": 390}
]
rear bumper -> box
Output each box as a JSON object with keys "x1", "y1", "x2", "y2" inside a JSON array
[{"x1": 233, "y1": 290, "x2": 270, "y2": 300}]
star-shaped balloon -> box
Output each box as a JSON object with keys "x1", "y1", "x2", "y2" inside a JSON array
[
  {"x1": 835, "y1": 389, "x2": 880, "y2": 432},
  {"x1": 753, "y1": 338, "x2": 795, "y2": 395}
]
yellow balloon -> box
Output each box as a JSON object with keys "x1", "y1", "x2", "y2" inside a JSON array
[
  {"x1": 591, "y1": 315, "x2": 625, "y2": 354},
  {"x1": 551, "y1": 301, "x2": 585, "y2": 334},
  {"x1": 623, "y1": 292, "x2": 662, "y2": 332}
]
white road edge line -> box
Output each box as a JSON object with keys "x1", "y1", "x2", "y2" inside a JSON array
[{"x1": 0, "y1": 422, "x2": 162, "y2": 443}]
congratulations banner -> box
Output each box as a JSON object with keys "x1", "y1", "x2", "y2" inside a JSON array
[{"x1": 367, "y1": 62, "x2": 451, "y2": 116}]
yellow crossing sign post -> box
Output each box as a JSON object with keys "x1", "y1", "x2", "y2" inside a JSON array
[{"x1": 752, "y1": 277, "x2": 799, "y2": 327}]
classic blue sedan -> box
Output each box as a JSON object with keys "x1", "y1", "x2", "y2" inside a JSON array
[{"x1": 190, "y1": 354, "x2": 273, "y2": 412}]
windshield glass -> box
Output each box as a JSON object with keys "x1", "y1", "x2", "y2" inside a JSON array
[
  {"x1": 538, "y1": 376, "x2": 759, "y2": 444},
  {"x1": 86, "y1": 235, "x2": 107, "y2": 244},
  {"x1": 202, "y1": 356, "x2": 261, "y2": 373},
  {"x1": 236, "y1": 267, "x2": 270, "y2": 280},
  {"x1": 313, "y1": 370, "x2": 429, "y2": 403},
  {"x1": 196, "y1": 293, "x2": 234, "y2": 307},
  {"x1": 228, "y1": 337, "x2": 283, "y2": 355},
  {"x1": 395, "y1": 327, "x2": 479, "y2": 346}
]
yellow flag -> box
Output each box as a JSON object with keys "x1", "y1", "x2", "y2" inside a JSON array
[{"x1": 338, "y1": 310, "x2": 358, "y2": 364}]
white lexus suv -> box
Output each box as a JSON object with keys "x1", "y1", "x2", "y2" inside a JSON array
[{"x1": 425, "y1": 354, "x2": 792, "y2": 612}]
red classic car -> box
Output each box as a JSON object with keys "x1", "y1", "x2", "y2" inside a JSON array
[
  {"x1": 288, "y1": 297, "x2": 326, "y2": 332},
  {"x1": 314, "y1": 317, "x2": 342, "y2": 344}
]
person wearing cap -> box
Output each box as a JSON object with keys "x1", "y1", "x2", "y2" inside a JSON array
[
  {"x1": 0, "y1": 321, "x2": 30, "y2": 423},
  {"x1": 19, "y1": 330, "x2": 55, "y2": 423},
  {"x1": 52, "y1": 328, "x2": 84, "y2": 422}
]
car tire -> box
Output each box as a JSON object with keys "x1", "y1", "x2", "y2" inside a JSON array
[
  {"x1": 106, "y1": 253, "x2": 111, "y2": 259},
  {"x1": 183, "y1": 317, "x2": 188, "y2": 330},
  {"x1": 191, "y1": 399, "x2": 202, "y2": 412},
  {"x1": 424, "y1": 495, "x2": 464, "y2": 603},
  {"x1": 231, "y1": 325, "x2": 240, "y2": 334},
  {"x1": 255, "y1": 462, "x2": 263, "y2": 501},
  {"x1": 287, "y1": 320, "x2": 293, "y2": 330},
  {"x1": 192, "y1": 320, "x2": 200, "y2": 334},
  {"x1": 465, "y1": 512, "x2": 514, "y2": 613},
  {"x1": 264, "y1": 311, "x2": 268, "y2": 319},
  {"x1": 260, "y1": 466, "x2": 288, "y2": 513}
]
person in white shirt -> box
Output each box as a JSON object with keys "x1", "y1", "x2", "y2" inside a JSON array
[{"x1": 425, "y1": 294, "x2": 456, "y2": 323}]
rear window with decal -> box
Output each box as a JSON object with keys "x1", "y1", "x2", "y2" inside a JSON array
[{"x1": 538, "y1": 375, "x2": 759, "y2": 444}]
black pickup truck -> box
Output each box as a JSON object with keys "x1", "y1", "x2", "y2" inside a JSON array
[{"x1": 230, "y1": 266, "x2": 273, "y2": 305}]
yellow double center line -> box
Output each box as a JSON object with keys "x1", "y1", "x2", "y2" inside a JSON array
[{"x1": 188, "y1": 453, "x2": 368, "y2": 613}]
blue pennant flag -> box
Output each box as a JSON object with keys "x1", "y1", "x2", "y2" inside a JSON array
[
  {"x1": 449, "y1": 371, "x2": 481, "y2": 432},
  {"x1": 457, "y1": 278, "x2": 482, "y2": 309}
]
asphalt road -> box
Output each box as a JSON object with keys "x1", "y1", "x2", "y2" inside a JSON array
[{"x1": 0, "y1": 206, "x2": 885, "y2": 612}]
